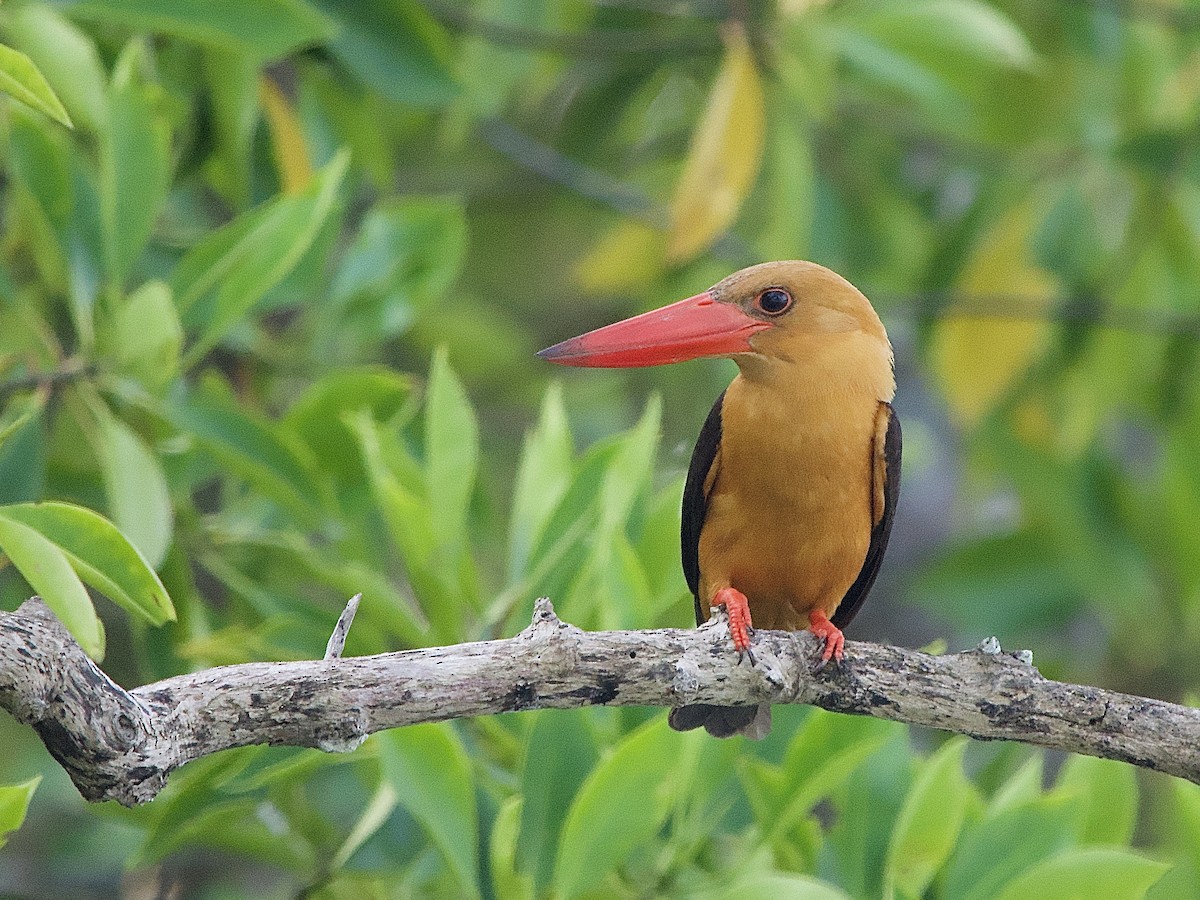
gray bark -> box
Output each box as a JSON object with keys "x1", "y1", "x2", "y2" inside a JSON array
[{"x1": 1, "y1": 596, "x2": 1197, "y2": 807}]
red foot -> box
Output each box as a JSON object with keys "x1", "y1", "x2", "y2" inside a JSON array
[
  {"x1": 808, "y1": 609, "x2": 845, "y2": 665},
  {"x1": 714, "y1": 587, "x2": 754, "y2": 661}
]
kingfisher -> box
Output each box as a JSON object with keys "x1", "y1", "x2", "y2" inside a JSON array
[{"x1": 540, "y1": 261, "x2": 901, "y2": 737}]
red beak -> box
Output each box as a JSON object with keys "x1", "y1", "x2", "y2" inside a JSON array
[{"x1": 538, "y1": 292, "x2": 771, "y2": 368}]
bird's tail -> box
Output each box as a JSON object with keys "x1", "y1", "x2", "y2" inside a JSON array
[{"x1": 668, "y1": 702, "x2": 771, "y2": 739}]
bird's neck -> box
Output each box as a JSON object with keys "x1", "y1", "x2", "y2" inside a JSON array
[{"x1": 733, "y1": 330, "x2": 895, "y2": 405}]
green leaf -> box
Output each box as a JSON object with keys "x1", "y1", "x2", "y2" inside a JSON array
[
  {"x1": 1174, "y1": 780, "x2": 1200, "y2": 874},
  {"x1": 329, "y1": 781, "x2": 398, "y2": 873},
  {"x1": 742, "y1": 710, "x2": 895, "y2": 846},
  {"x1": 508, "y1": 382, "x2": 573, "y2": 581},
  {"x1": 916, "y1": 529, "x2": 1079, "y2": 637},
  {"x1": 175, "y1": 151, "x2": 348, "y2": 366},
  {"x1": 986, "y1": 755, "x2": 1045, "y2": 817},
  {"x1": 502, "y1": 436, "x2": 627, "y2": 627},
  {"x1": 94, "y1": 408, "x2": 173, "y2": 569},
  {"x1": 324, "y1": 198, "x2": 467, "y2": 351},
  {"x1": 993, "y1": 848, "x2": 1168, "y2": 900},
  {"x1": 0, "y1": 777, "x2": 41, "y2": 849},
  {"x1": 599, "y1": 395, "x2": 661, "y2": 538},
  {"x1": 65, "y1": 0, "x2": 335, "y2": 62},
  {"x1": 169, "y1": 382, "x2": 325, "y2": 524},
  {"x1": 0, "y1": 43, "x2": 72, "y2": 127},
  {"x1": 379, "y1": 726, "x2": 481, "y2": 899},
  {"x1": 424, "y1": 349, "x2": 479, "y2": 554},
  {"x1": 64, "y1": 152, "x2": 106, "y2": 348},
  {"x1": 554, "y1": 718, "x2": 693, "y2": 898},
  {"x1": 602, "y1": 533, "x2": 653, "y2": 629},
  {"x1": 826, "y1": 729, "x2": 914, "y2": 899},
  {"x1": 0, "y1": 502, "x2": 173, "y2": 625},
  {"x1": 349, "y1": 411, "x2": 456, "y2": 641},
  {"x1": 0, "y1": 400, "x2": 40, "y2": 457},
  {"x1": 201, "y1": 48, "x2": 258, "y2": 209},
  {"x1": 860, "y1": 0, "x2": 1037, "y2": 72},
  {"x1": 1055, "y1": 754, "x2": 1139, "y2": 846},
  {"x1": 884, "y1": 737, "x2": 972, "y2": 898},
  {"x1": 6, "y1": 106, "x2": 72, "y2": 292},
  {"x1": 759, "y1": 102, "x2": 814, "y2": 260},
  {"x1": 580, "y1": 398, "x2": 663, "y2": 628},
  {"x1": 7, "y1": 106, "x2": 72, "y2": 230},
  {"x1": 518, "y1": 711, "x2": 598, "y2": 892},
  {"x1": 718, "y1": 873, "x2": 851, "y2": 900},
  {"x1": 942, "y1": 794, "x2": 1075, "y2": 900},
  {"x1": 311, "y1": 0, "x2": 458, "y2": 108},
  {"x1": 136, "y1": 792, "x2": 311, "y2": 869},
  {"x1": 285, "y1": 366, "x2": 415, "y2": 481},
  {"x1": 107, "y1": 281, "x2": 182, "y2": 389},
  {"x1": 491, "y1": 795, "x2": 533, "y2": 900},
  {"x1": 635, "y1": 479, "x2": 686, "y2": 611},
  {"x1": 833, "y1": 27, "x2": 967, "y2": 119},
  {"x1": 171, "y1": 203, "x2": 273, "y2": 311},
  {"x1": 4, "y1": 6, "x2": 107, "y2": 133},
  {"x1": 101, "y1": 40, "x2": 171, "y2": 291},
  {"x1": 455, "y1": 0, "x2": 545, "y2": 118},
  {"x1": 0, "y1": 511, "x2": 103, "y2": 657},
  {"x1": 0, "y1": 407, "x2": 45, "y2": 505}
]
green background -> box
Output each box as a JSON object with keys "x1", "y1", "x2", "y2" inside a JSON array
[{"x1": 0, "y1": 0, "x2": 1198, "y2": 896}]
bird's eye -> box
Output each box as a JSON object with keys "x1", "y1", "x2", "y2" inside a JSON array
[{"x1": 755, "y1": 288, "x2": 792, "y2": 316}]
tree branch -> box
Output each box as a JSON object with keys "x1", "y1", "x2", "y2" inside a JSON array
[
  {"x1": 0, "y1": 357, "x2": 95, "y2": 404},
  {"x1": 2, "y1": 596, "x2": 1198, "y2": 806},
  {"x1": 420, "y1": 0, "x2": 722, "y2": 58}
]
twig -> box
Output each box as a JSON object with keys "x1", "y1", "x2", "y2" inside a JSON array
[
  {"x1": 477, "y1": 119, "x2": 663, "y2": 224},
  {"x1": 420, "y1": 0, "x2": 722, "y2": 57},
  {"x1": 324, "y1": 593, "x2": 361, "y2": 660},
  {"x1": 1060, "y1": 0, "x2": 1200, "y2": 29},
  {"x1": 1, "y1": 596, "x2": 1198, "y2": 806},
  {"x1": 882, "y1": 291, "x2": 1200, "y2": 339},
  {"x1": 0, "y1": 358, "x2": 95, "y2": 404},
  {"x1": 477, "y1": 119, "x2": 756, "y2": 261},
  {"x1": 476, "y1": 117, "x2": 1200, "y2": 340}
]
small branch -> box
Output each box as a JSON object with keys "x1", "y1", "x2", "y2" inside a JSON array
[
  {"x1": 324, "y1": 593, "x2": 361, "y2": 660},
  {"x1": 0, "y1": 358, "x2": 95, "y2": 403},
  {"x1": 2, "y1": 596, "x2": 1198, "y2": 806},
  {"x1": 1060, "y1": 0, "x2": 1200, "y2": 29},
  {"x1": 421, "y1": 0, "x2": 722, "y2": 57},
  {"x1": 477, "y1": 119, "x2": 756, "y2": 262}
]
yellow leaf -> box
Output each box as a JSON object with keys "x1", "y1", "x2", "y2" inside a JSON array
[
  {"x1": 931, "y1": 200, "x2": 1057, "y2": 427},
  {"x1": 576, "y1": 220, "x2": 666, "y2": 294},
  {"x1": 667, "y1": 24, "x2": 765, "y2": 263},
  {"x1": 259, "y1": 76, "x2": 313, "y2": 195},
  {"x1": 1158, "y1": 49, "x2": 1200, "y2": 128}
]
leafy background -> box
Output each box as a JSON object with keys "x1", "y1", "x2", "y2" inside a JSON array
[{"x1": 0, "y1": 0, "x2": 1198, "y2": 896}]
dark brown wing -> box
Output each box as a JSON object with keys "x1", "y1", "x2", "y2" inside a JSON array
[
  {"x1": 681, "y1": 390, "x2": 725, "y2": 625},
  {"x1": 833, "y1": 402, "x2": 902, "y2": 630}
]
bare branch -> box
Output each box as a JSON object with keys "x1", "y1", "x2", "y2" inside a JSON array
[
  {"x1": 0, "y1": 357, "x2": 96, "y2": 404},
  {"x1": 2, "y1": 596, "x2": 1198, "y2": 806},
  {"x1": 324, "y1": 593, "x2": 361, "y2": 661},
  {"x1": 420, "y1": 0, "x2": 722, "y2": 57}
]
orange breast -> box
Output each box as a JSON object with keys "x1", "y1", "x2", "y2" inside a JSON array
[{"x1": 697, "y1": 351, "x2": 884, "y2": 629}]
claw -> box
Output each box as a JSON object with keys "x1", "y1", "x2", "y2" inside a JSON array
[
  {"x1": 714, "y1": 587, "x2": 755, "y2": 664},
  {"x1": 808, "y1": 608, "x2": 845, "y2": 670}
]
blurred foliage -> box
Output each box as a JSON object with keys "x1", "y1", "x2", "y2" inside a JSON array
[{"x1": 0, "y1": 0, "x2": 1197, "y2": 895}]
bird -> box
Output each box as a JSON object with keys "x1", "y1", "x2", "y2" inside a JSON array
[{"x1": 538, "y1": 261, "x2": 900, "y2": 738}]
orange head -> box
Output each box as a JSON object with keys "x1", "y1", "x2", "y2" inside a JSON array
[{"x1": 538, "y1": 261, "x2": 891, "y2": 375}]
